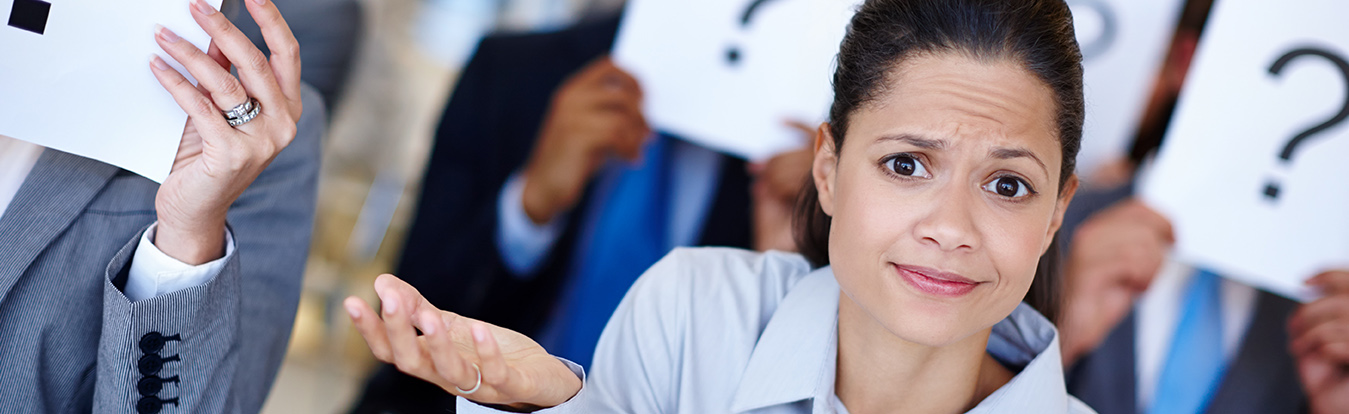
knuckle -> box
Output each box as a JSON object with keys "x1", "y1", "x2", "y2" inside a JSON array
[
  {"x1": 242, "y1": 51, "x2": 270, "y2": 73},
  {"x1": 191, "y1": 96, "x2": 218, "y2": 116},
  {"x1": 214, "y1": 78, "x2": 243, "y2": 99}
]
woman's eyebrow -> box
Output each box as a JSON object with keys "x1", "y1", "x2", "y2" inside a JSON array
[
  {"x1": 877, "y1": 134, "x2": 948, "y2": 150},
  {"x1": 990, "y1": 147, "x2": 1048, "y2": 175}
]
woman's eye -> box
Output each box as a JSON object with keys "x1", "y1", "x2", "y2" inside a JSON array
[
  {"x1": 887, "y1": 154, "x2": 929, "y2": 177},
  {"x1": 983, "y1": 176, "x2": 1032, "y2": 198}
]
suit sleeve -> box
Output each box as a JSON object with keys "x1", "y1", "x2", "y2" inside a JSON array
[{"x1": 91, "y1": 83, "x2": 325, "y2": 414}]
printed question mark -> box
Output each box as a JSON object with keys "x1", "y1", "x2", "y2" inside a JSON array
[
  {"x1": 1262, "y1": 47, "x2": 1349, "y2": 201},
  {"x1": 726, "y1": 0, "x2": 779, "y2": 66},
  {"x1": 1067, "y1": 0, "x2": 1117, "y2": 61}
]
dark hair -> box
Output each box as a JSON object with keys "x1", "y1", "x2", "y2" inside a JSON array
[{"x1": 793, "y1": 0, "x2": 1084, "y2": 322}]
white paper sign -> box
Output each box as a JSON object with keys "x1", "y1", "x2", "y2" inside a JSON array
[
  {"x1": 1140, "y1": 0, "x2": 1349, "y2": 301},
  {"x1": 0, "y1": 0, "x2": 217, "y2": 183},
  {"x1": 1070, "y1": 0, "x2": 1184, "y2": 179},
  {"x1": 613, "y1": 0, "x2": 858, "y2": 161}
]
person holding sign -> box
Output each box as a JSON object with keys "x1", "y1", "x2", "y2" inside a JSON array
[
  {"x1": 346, "y1": 0, "x2": 1095, "y2": 412},
  {"x1": 1057, "y1": 1, "x2": 1349, "y2": 411},
  {"x1": 0, "y1": 0, "x2": 321, "y2": 412}
]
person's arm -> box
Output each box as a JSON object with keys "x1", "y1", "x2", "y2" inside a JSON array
[
  {"x1": 495, "y1": 171, "x2": 567, "y2": 276},
  {"x1": 93, "y1": 0, "x2": 317, "y2": 411}
]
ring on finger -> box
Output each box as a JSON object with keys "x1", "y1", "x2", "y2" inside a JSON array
[
  {"x1": 456, "y1": 362, "x2": 483, "y2": 395},
  {"x1": 224, "y1": 97, "x2": 262, "y2": 127}
]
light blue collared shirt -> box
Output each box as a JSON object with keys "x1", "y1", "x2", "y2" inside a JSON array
[{"x1": 460, "y1": 248, "x2": 1095, "y2": 414}]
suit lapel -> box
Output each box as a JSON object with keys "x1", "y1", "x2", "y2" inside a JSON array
[
  {"x1": 0, "y1": 149, "x2": 119, "y2": 305},
  {"x1": 1066, "y1": 310, "x2": 1138, "y2": 414},
  {"x1": 1205, "y1": 290, "x2": 1306, "y2": 414}
]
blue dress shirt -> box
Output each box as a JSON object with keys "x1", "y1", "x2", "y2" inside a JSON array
[{"x1": 458, "y1": 248, "x2": 1097, "y2": 414}]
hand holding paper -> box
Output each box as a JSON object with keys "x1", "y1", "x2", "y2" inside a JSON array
[{"x1": 148, "y1": 0, "x2": 303, "y2": 265}]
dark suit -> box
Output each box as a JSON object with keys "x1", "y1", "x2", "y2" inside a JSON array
[
  {"x1": 1063, "y1": 184, "x2": 1308, "y2": 414},
  {"x1": 351, "y1": 15, "x2": 753, "y2": 414}
]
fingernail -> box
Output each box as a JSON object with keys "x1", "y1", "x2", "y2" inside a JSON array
[
  {"x1": 193, "y1": 0, "x2": 217, "y2": 15},
  {"x1": 155, "y1": 25, "x2": 181, "y2": 43},
  {"x1": 150, "y1": 55, "x2": 171, "y2": 71},
  {"x1": 420, "y1": 314, "x2": 439, "y2": 335},
  {"x1": 253, "y1": 0, "x2": 266, "y2": 6},
  {"x1": 344, "y1": 302, "x2": 360, "y2": 320},
  {"x1": 382, "y1": 298, "x2": 397, "y2": 315},
  {"x1": 472, "y1": 324, "x2": 488, "y2": 343}
]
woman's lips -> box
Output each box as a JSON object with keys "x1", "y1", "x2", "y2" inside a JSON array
[{"x1": 894, "y1": 264, "x2": 981, "y2": 297}]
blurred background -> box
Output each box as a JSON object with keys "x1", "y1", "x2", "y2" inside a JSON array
[{"x1": 236, "y1": 0, "x2": 623, "y2": 411}]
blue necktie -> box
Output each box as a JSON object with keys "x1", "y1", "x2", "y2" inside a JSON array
[
  {"x1": 1148, "y1": 269, "x2": 1227, "y2": 414},
  {"x1": 554, "y1": 135, "x2": 672, "y2": 368}
]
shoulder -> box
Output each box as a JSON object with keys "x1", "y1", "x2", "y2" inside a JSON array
[
  {"x1": 475, "y1": 16, "x2": 621, "y2": 71},
  {"x1": 624, "y1": 248, "x2": 814, "y2": 330}
]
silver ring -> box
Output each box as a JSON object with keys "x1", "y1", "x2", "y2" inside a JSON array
[
  {"x1": 221, "y1": 98, "x2": 254, "y2": 119},
  {"x1": 455, "y1": 362, "x2": 482, "y2": 395},
  {"x1": 225, "y1": 98, "x2": 261, "y2": 127}
]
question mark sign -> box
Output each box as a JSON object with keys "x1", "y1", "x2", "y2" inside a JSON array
[
  {"x1": 1262, "y1": 47, "x2": 1349, "y2": 201},
  {"x1": 1067, "y1": 0, "x2": 1117, "y2": 61},
  {"x1": 726, "y1": 0, "x2": 778, "y2": 66}
]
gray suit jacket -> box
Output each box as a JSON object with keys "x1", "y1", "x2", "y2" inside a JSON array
[{"x1": 0, "y1": 84, "x2": 324, "y2": 413}]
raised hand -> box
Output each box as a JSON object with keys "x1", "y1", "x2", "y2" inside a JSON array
[
  {"x1": 1291, "y1": 271, "x2": 1349, "y2": 414},
  {"x1": 521, "y1": 58, "x2": 650, "y2": 224},
  {"x1": 1058, "y1": 198, "x2": 1174, "y2": 365},
  {"x1": 345, "y1": 275, "x2": 583, "y2": 410},
  {"x1": 149, "y1": 0, "x2": 303, "y2": 264}
]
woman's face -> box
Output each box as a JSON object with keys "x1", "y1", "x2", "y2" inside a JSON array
[{"x1": 814, "y1": 52, "x2": 1077, "y2": 346}]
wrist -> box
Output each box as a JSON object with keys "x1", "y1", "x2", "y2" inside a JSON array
[
  {"x1": 153, "y1": 216, "x2": 227, "y2": 265},
  {"x1": 521, "y1": 172, "x2": 567, "y2": 225}
]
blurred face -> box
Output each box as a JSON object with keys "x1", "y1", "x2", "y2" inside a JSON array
[{"x1": 813, "y1": 52, "x2": 1077, "y2": 346}]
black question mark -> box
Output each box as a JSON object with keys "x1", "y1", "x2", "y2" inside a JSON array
[
  {"x1": 726, "y1": 0, "x2": 779, "y2": 66},
  {"x1": 1262, "y1": 47, "x2": 1349, "y2": 201},
  {"x1": 1067, "y1": 0, "x2": 1117, "y2": 61},
  {"x1": 7, "y1": 0, "x2": 51, "y2": 35}
]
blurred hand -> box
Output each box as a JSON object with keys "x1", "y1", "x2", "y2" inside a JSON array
[
  {"x1": 521, "y1": 58, "x2": 650, "y2": 224},
  {"x1": 346, "y1": 275, "x2": 582, "y2": 410},
  {"x1": 749, "y1": 121, "x2": 816, "y2": 252},
  {"x1": 1059, "y1": 198, "x2": 1174, "y2": 366},
  {"x1": 150, "y1": 0, "x2": 303, "y2": 265},
  {"x1": 1291, "y1": 271, "x2": 1349, "y2": 414}
]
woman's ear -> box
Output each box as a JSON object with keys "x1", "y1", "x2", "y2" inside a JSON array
[
  {"x1": 1043, "y1": 174, "x2": 1079, "y2": 255},
  {"x1": 813, "y1": 123, "x2": 840, "y2": 217}
]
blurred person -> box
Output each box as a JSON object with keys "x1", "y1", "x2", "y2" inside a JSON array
[
  {"x1": 350, "y1": 5, "x2": 812, "y2": 413},
  {"x1": 345, "y1": 0, "x2": 1094, "y2": 412},
  {"x1": 1059, "y1": 1, "x2": 1349, "y2": 413},
  {"x1": 0, "y1": 0, "x2": 321, "y2": 412}
]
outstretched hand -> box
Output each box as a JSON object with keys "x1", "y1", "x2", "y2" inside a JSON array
[{"x1": 345, "y1": 275, "x2": 582, "y2": 410}]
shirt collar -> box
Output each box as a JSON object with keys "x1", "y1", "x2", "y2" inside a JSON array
[
  {"x1": 729, "y1": 267, "x2": 1075, "y2": 414},
  {"x1": 730, "y1": 266, "x2": 841, "y2": 413}
]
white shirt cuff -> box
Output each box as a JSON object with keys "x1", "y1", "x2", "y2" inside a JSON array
[
  {"x1": 496, "y1": 172, "x2": 565, "y2": 276},
  {"x1": 125, "y1": 222, "x2": 237, "y2": 302}
]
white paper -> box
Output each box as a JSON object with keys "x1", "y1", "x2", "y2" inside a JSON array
[
  {"x1": 1070, "y1": 0, "x2": 1184, "y2": 180},
  {"x1": 612, "y1": 0, "x2": 859, "y2": 161},
  {"x1": 1, "y1": 0, "x2": 218, "y2": 183},
  {"x1": 1140, "y1": 0, "x2": 1349, "y2": 301}
]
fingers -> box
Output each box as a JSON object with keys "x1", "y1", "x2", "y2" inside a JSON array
[
  {"x1": 187, "y1": 0, "x2": 288, "y2": 120},
  {"x1": 243, "y1": 0, "x2": 303, "y2": 113},
  {"x1": 344, "y1": 296, "x2": 392, "y2": 361},
  {"x1": 1120, "y1": 199, "x2": 1175, "y2": 243},
  {"x1": 1293, "y1": 318, "x2": 1349, "y2": 359},
  {"x1": 155, "y1": 25, "x2": 248, "y2": 116},
  {"x1": 149, "y1": 55, "x2": 234, "y2": 138},
  {"x1": 374, "y1": 274, "x2": 435, "y2": 379},
  {"x1": 473, "y1": 323, "x2": 520, "y2": 393},
  {"x1": 1308, "y1": 271, "x2": 1349, "y2": 295},
  {"x1": 422, "y1": 311, "x2": 479, "y2": 393}
]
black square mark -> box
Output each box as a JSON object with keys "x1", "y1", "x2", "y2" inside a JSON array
[{"x1": 8, "y1": 0, "x2": 51, "y2": 35}]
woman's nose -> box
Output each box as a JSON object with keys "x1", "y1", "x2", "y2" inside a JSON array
[{"x1": 912, "y1": 185, "x2": 980, "y2": 252}]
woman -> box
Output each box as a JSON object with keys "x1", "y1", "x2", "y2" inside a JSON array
[{"x1": 345, "y1": 0, "x2": 1092, "y2": 412}]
